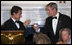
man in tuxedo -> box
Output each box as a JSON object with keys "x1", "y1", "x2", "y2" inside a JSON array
[
  {"x1": 33, "y1": 2, "x2": 71, "y2": 44},
  {"x1": 40, "y1": 2, "x2": 71, "y2": 44},
  {"x1": 1, "y1": 6, "x2": 26, "y2": 30}
]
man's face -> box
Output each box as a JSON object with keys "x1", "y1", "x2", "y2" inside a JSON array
[
  {"x1": 14, "y1": 10, "x2": 22, "y2": 21},
  {"x1": 46, "y1": 6, "x2": 57, "y2": 17}
]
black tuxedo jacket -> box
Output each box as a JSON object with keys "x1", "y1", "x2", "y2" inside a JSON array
[
  {"x1": 1, "y1": 18, "x2": 26, "y2": 30},
  {"x1": 41, "y1": 12, "x2": 71, "y2": 44}
]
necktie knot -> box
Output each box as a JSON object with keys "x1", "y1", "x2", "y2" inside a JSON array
[
  {"x1": 52, "y1": 17, "x2": 57, "y2": 19},
  {"x1": 15, "y1": 21, "x2": 19, "y2": 23}
]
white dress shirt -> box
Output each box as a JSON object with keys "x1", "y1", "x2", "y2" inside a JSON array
[
  {"x1": 12, "y1": 18, "x2": 20, "y2": 29},
  {"x1": 52, "y1": 13, "x2": 59, "y2": 35}
]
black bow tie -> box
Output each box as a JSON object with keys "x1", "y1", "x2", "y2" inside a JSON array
[
  {"x1": 15, "y1": 21, "x2": 20, "y2": 23},
  {"x1": 52, "y1": 17, "x2": 57, "y2": 19}
]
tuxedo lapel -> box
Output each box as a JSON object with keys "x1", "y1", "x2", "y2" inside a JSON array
[
  {"x1": 10, "y1": 18, "x2": 19, "y2": 30},
  {"x1": 56, "y1": 13, "x2": 62, "y2": 35},
  {"x1": 49, "y1": 17, "x2": 55, "y2": 36}
]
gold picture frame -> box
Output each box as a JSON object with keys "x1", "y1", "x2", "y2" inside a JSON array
[{"x1": 59, "y1": 1, "x2": 66, "y2": 3}]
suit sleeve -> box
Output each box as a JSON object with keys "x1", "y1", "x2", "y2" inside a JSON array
[
  {"x1": 65, "y1": 16, "x2": 71, "y2": 29},
  {"x1": 40, "y1": 18, "x2": 49, "y2": 34}
]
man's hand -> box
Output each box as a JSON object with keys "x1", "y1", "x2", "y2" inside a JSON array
[
  {"x1": 23, "y1": 19, "x2": 31, "y2": 27},
  {"x1": 33, "y1": 23, "x2": 39, "y2": 31}
]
